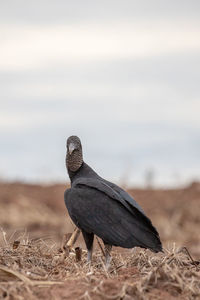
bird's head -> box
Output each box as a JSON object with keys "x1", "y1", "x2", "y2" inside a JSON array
[{"x1": 66, "y1": 135, "x2": 83, "y2": 172}]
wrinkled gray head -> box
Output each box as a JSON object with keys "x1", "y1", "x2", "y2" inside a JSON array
[{"x1": 66, "y1": 135, "x2": 83, "y2": 172}]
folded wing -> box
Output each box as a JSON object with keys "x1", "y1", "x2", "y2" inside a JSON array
[{"x1": 65, "y1": 178, "x2": 162, "y2": 252}]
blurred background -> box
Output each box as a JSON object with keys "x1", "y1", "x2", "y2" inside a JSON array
[
  {"x1": 0, "y1": 2, "x2": 200, "y2": 267},
  {"x1": 0, "y1": 0, "x2": 200, "y2": 187}
]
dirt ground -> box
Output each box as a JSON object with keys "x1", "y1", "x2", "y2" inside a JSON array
[{"x1": 0, "y1": 181, "x2": 199, "y2": 299}]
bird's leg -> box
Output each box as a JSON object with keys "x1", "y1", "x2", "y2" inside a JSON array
[
  {"x1": 104, "y1": 244, "x2": 112, "y2": 269},
  {"x1": 87, "y1": 248, "x2": 93, "y2": 263},
  {"x1": 81, "y1": 230, "x2": 94, "y2": 264}
]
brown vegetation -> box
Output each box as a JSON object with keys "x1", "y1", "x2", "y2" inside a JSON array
[{"x1": 0, "y1": 181, "x2": 199, "y2": 299}]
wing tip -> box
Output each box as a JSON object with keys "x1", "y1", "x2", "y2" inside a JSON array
[{"x1": 151, "y1": 238, "x2": 163, "y2": 253}]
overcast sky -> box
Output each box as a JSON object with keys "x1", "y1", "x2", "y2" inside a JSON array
[{"x1": 0, "y1": 1, "x2": 200, "y2": 187}]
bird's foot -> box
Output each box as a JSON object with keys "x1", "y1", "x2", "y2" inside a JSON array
[
  {"x1": 86, "y1": 260, "x2": 92, "y2": 270},
  {"x1": 86, "y1": 260, "x2": 94, "y2": 274}
]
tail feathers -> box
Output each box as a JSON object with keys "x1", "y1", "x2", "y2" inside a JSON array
[
  {"x1": 125, "y1": 203, "x2": 163, "y2": 252},
  {"x1": 121, "y1": 218, "x2": 163, "y2": 252},
  {"x1": 149, "y1": 236, "x2": 163, "y2": 253},
  {"x1": 143, "y1": 224, "x2": 163, "y2": 253},
  {"x1": 137, "y1": 230, "x2": 162, "y2": 253}
]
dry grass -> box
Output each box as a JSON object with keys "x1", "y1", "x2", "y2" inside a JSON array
[
  {"x1": 0, "y1": 181, "x2": 200, "y2": 299},
  {"x1": 0, "y1": 231, "x2": 199, "y2": 299}
]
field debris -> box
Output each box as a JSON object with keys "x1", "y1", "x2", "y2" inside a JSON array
[
  {"x1": 66, "y1": 228, "x2": 81, "y2": 250},
  {"x1": 0, "y1": 231, "x2": 199, "y2": 299},
  {"x1": 0, "y1": 181, "x2": 200, "y2": 299}
]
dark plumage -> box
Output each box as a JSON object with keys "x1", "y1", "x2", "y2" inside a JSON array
[{"x1": 64, "y1": 136, "x2": 162, "y2": 267}]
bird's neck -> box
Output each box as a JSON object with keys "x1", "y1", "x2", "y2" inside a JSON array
[{"x1": 66, "y1": 150, "x2": 83, "y2": 179}]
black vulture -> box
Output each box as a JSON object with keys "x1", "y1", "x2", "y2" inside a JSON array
[{"x1": 64, "y1": 136, "x2": 162, "y2": 267}]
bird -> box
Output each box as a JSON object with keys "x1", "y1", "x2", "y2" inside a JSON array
[{"x1": 64, "y1": 135, "x2": 162, "y2": 268}]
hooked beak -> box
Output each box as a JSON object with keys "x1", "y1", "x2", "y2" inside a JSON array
[{"x1": 69, "y1": 143, "x2": 76, "y2": 155}]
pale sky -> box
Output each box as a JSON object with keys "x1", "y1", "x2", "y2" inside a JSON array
[{"x1": 0, "y1": 1, "x2": 200, "y2": 186}]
